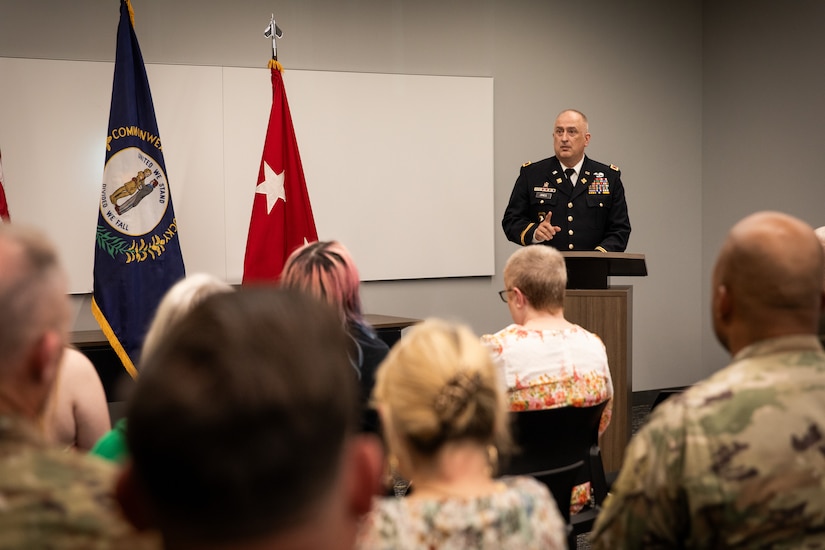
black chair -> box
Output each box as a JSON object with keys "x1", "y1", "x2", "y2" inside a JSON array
[
  {"x1": 650, "y1": 389, "x2": 684, "y2": 412},
  {"x1": 531, "y1": 460, "x2": 583, "y2": 525},
  {"x1": 502, "y1": 401, "x2": 610, "y2": 547}
]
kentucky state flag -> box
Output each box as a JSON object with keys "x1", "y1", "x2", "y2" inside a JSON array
[
  {"x1": 242, "y1": 64, "x2": 318, "y2": 283},
  {"x1": 92, "y1": 0, "x2": 185, "y2": 377}
]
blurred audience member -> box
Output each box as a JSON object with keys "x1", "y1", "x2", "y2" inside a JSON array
[
  {"x1": 592, "y1": 212, "x2": 825, "y2": 548},
  {"x1": 90, "y1": 273, "x2": 233, "y2": 464},
  {"x1": 282, "y1": 240, "x2": 389, "y2": 431},
  {"x1": 43, "y1": 346, "x2": 111, "y2": 451},
  {"x1": 356, "y1": 318, "x2": 567, "y2": 549},
  {"x1": 0, "y1": 223, "x2": 157, "y2": 548},
  {"x1": 116, "y1": 289, "x2": 382, "y2": 550}
]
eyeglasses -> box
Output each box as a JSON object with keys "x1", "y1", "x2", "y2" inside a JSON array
[{"x1": 498, "y1": 289, "x2": 513, "y2": 303}]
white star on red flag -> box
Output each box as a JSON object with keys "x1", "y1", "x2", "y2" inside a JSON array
[{"x1": 255, "y1": 160, "x2": 286, "y2": 214}]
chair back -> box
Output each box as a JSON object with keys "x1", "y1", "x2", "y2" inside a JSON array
[
  {"x1": 503, "y1": 401, "x2": 610, "y2": 547},
  {"x1": 531, "y1": 460, "x2": 584, "y2": 524},
  {"x1": 503, "y1": 401, "x2": 608, "y2": 476}
]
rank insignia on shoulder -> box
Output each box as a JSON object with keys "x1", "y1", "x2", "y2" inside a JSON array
[
  {"x1": 522, "y1": 161, "x2": 532, "y2": 167},
  {"x1": 610, "y1": 164, "x2": 620, "y2": 171}
]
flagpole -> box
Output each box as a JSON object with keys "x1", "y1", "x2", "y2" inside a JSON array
[
  {"x1": 270, "y1": 14, "x2": 277, "y2": 61},
  {"x1": 264, "y1": 14, "x2": 284, "y2": 72}
]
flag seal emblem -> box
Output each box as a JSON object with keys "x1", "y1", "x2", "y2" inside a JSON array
[{"x1": 100, "y1": 147, "x2": 169, "y2": 235}]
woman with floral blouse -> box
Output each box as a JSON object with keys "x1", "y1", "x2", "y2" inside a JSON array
[{"x1": 482, "y1": 245, "x2": 613, "y2": 512}]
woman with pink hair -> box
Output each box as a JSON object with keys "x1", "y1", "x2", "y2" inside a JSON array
[{"x1": 282, "y1": 240, "x2": 389, "y2": 432}]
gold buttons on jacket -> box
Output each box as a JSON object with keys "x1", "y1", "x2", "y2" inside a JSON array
[
  {"x1": 568, "y1": 244, "x2": 574, "y2": 249},
  {"x1": 568, "y1": 230, "x2": 574, "y2": 235},
  {"x1": 567, "y1": 215, "x2": 573, "y2": 222},
  {"x1": 567, "y1": 202, "x2": 573, "y2": 208}
]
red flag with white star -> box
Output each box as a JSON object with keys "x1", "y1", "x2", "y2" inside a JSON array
[
  {"x1": 242, "y1": 66, "x2": 318, "y2": 283},
  {"x1": 0, "y1": 148, "x2": 11, "y2": 222}
]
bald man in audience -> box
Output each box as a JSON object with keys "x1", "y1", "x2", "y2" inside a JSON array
[
  {"x1": 0, "y1": 223, "x2": 157, "y2": 548},
  {"x1": 591, "y1": 211, "x2": 825, "y2": 548}
]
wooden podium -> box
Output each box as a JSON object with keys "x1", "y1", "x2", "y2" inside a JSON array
[{"x1": 561, "y1": 252, "x2": 647, "y2": 473}]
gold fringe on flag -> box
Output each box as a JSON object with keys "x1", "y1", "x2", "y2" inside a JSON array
[
  {"x1": 268, "y1": 59, "x2": 284, "y2": 73},
  {"x1": 125, "y1": 0, "x2": 135, "y2": 27}
]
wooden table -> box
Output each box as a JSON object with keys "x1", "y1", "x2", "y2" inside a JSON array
[
  {"x1": 71, "y1": 314, "x2": 421, "y2": 401},
  {"x1": 365, "y1": 313, "x2": 421, "y2": 347}
]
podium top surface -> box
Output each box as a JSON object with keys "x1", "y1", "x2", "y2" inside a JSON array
[
  {"x1": 561, "y1": 252, "x2": 647, "y2": 277},
  {"x1": 561, "y1": 252, "x2": 647, "y2": 288},
  {"x1": 562, "y1": 252, "x2": 645, "y2": 260}
]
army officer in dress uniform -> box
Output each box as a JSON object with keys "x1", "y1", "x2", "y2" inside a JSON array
[{"x1": 502, "y1": 109, "x2": 631, "y2": 252}]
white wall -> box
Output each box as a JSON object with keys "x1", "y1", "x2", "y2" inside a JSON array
[
  {"x1": 700, "y1": 1, "x2": 825, "y2": 378},
  {"x1": 0, "y1": 59, "x2": 496, "y2": 287},
  {"x1": 0, "y1": 0, "x2": 704, "y2": 391}
]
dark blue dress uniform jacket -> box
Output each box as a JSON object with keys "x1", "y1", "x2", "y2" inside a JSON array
[{"x1": 502, "y1": 155, "x2": 631, "y2": 252}]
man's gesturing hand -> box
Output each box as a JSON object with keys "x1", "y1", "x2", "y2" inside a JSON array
[{"x1": 534, "y1": 212, "x2": 561, "y2": 242}]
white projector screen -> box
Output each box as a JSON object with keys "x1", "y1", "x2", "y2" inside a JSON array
[{"x1": 0, "y1": 57, "x2": 495, "y2": 292}]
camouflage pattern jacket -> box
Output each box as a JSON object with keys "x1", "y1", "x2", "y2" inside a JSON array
[
  {"x1": 0, "y1": 414, "x2": 160, "y2": 549},
  {"x1": 591, "y1": 335, "x2": 825, "y2": 549}
]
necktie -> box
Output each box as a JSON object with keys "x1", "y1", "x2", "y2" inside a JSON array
[{"x1": 564, "y1": 168, "x2": 576, "y2": 188}]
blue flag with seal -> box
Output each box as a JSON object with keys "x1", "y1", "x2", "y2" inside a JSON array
[{"x1": 92, "y1": 0, "x2": 185, "y2": 378}]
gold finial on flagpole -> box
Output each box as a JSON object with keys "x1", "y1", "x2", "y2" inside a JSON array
[{"x1": 264, "y1": 14, "x2": 284, "y2": 72}]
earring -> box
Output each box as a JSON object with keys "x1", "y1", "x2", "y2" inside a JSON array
[{"x1": 386, "y1": 454, "x2": 412, "y2": 497}]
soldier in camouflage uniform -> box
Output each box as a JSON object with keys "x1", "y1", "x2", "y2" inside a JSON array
[
  {"x1": 0, "y1": 224, "x2": 158, "y2": 549},
  {"x1": 591, "y1": 211, "x2": 825, "y2": 549}
]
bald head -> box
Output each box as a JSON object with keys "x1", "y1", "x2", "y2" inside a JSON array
[
  {"x1": 0, "y1": 224, "x2": 69, "y2": 416},
  {"x1": 815, "y1": 226, "x2": 825, "y2": 252},
  {"x1": 712, "y1": 212, "x2": 825, "y2": 352},
  {"x1": 553, "y1": 109, "x2": 591, "y2": 166}
]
